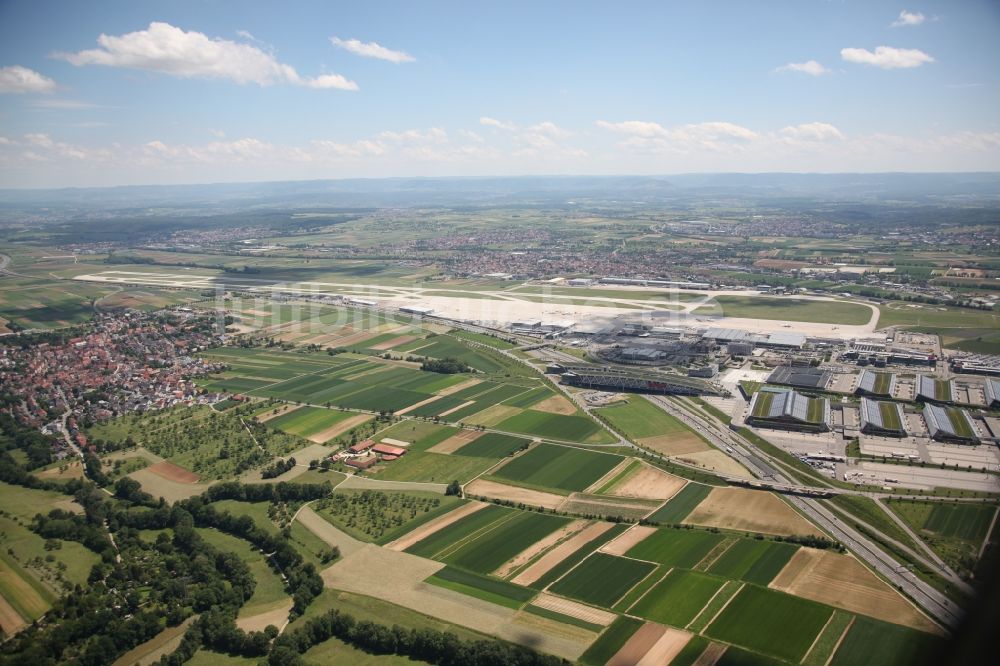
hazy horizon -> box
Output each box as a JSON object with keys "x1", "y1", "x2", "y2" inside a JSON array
[{"x1": 2, "y1": 1, "x2": 999, "y2": 188}]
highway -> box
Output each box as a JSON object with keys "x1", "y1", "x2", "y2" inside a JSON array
[{"x1": 645, "y1": 394, "x2": 964, "y2": 629}]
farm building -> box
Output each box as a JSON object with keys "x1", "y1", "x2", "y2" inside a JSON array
[
  {"x1": 767, "y1": 365, "x2": 831, "y2": 390},
  {"x1": 923, "y1": 404, "x2": 979, "y2": 444},
  {"x1": 916, "y1": 375, "x2": 954, "y2": 404},
  {"x1": 859, "y1": 398, "x2": 907, "y2": 437},
  {"x1": 372, "y1": 443, "x2": 407, "y2": 457},
  {"x1": 854, "y1": 369, "x2": 896, "y2": 399},
  {"x1": 348, "y1": 439, "x2": 375, "y2": 454},
  {"x1": 985, "y1": 379, "x2": 1000, "y2": 409},
  {"x1": 747, "y1": 387, "x2": 831, "y2": 433},
  {"x1": 345, "y1": 454, "x2": 378, "y2": 470}
]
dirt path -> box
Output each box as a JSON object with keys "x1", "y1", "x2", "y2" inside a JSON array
[
  {"x1": 237, "y1": 599, "x2": 293, "y2": 633},
  {"x1": 385, "y1": 501, "x2": 487, "y2": 551},
  {"x1": 296, "y1": 505, "x2": 366, "y2": 556}
]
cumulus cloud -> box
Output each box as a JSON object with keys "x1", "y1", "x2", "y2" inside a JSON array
[
  {"x1": 596, "y1": 120, "x2": 759, "y2": 153},
  {"x1": 330, "y1": 37, "x2": 414, "y2": 63},
  {"x1": 0, "y1": 65, "x2": 57, "y2": 94},
  {"x1": 480, "y1": 116, "x2": 516, "y2": 131},
  {"x1": 841, "y1": 46, "x2": 934, "y2": 69},
  {"x1": 775, "y1": 60, "x2": 830, "y2": 76},
  {"x1": 780, "y1": 122, "x2": 844, "y2": 142},
  {"x1": 594, "y1": 120, "x2": 669, "y2": 138},
  {"x1": 56, "y1": 22, "x2": 357, "y2": 90},
  {"x1": 891, "y1": 10, "x2": 926, "y2": 27}
]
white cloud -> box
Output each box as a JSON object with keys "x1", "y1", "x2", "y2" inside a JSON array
[
  {"x1": 527, "y1": 121, "x2": 571, "y2": 138},
  {"x1": 841, "y1": 46, "x2": 934, "y2": 69},
  {"x1": 775, "y1": 60, "x2": 830, "y2": 76},
  {"x1": 0, "y1": 65, "x2": 57, "y2": 94},
  {"x1": 595, "y1": 120, "x2": 669, "y2": 138},
  {"x1": 330, "y1": 37, "x2": 414, "y2": 63},
  {"x1": 300, "y1": 73, "x2": 359, "y2": 90},
  {"x1": 780, "y1": 122, "x2": 844, "y2": 142},
  {"x1": 596, "y1": 120, "x2": 758, "y2": 153},
  {"x1": 891, "y1": 10, "x2": 926, "y2": 27},
  {"x1": 480, "y1": 116, "x2": 516, "y2": 131},
  {"x1": 56, "y1": 22, "x2": 357, "y2": 90}
]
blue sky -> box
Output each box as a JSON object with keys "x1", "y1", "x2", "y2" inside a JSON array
[{"x1": 1, "y1": 0, "x2": 998, "y2": 187}]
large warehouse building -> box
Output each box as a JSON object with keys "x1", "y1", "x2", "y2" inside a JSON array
[
  {"x1": 767, "y1": 365, "x2": 832, "y2": 390},
  {"x1": 746, "y1": 388, "x2": 831, "y2": 433},
  {"x1": 985, "y1": 379, "x2": 1000, "y2": 409},
  {"x1": 554, "y1": 364, "x2": 726, "y2": 396},
  {"x1": 859, "y1": 398, "x2": 907, "y2": 438},
  {"x1": 854, "y1": 369, "x2": 897, "y2": 399},
  {"x1": 916, "y1": 375, "x2": 954, "y2": 404},
  {"x1": 923, "y1": 403, "x2": 979, "y2": 444}
]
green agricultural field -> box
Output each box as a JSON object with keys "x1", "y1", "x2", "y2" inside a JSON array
[
  {"x1": 374, "y1": 421, "x2": 457, "y2": 450},
  {"x1": 491, "y1": 444, "x2": 623, "y2": 492},
  {"x1": 707, "y1": 539, "x2": 798, "y2": 586},
  {"x1": 437, "y1": 511, "x2": 571, "y2": 574},
  {"x1": 668, "y1": 635, "x2": 711, "y2": 666},
  {"x1": 830, "y1": 616, "x2": 945, "y2": 666},
  {"x1": 630, "y1": 569, "x2": 726, "y2": 627},
  {"x1": 452, "y1": 432, "x2": 530, "y2": 458},
  {"x1": 312, "y1": 489, "x2": 464, "y2": 544},
  {"x1": 503, "y1": 386, "x2": 556, "y2": 409},
  {"x1": 705, "y1": 586, "x2": 832, "y2": 663},
  {"x1": 0, "y1": 281, "x2": 112, "y2": 329},
  {"x1": 626, "y1": 527, "x2": 725, "y2": 569},
  {"x1": 264, "y1": 406, "x2": 356, "y2": 438},
  {"x1": 888, "y1": 499, "x2": 995, "y2": 542},
  {"x1": 374, "y1": 450, "x2": 498, "y2": 484},
  {"x1": 405, "y1": 504, "x2": 510, "y2": 559},
  {"x1": 595, "y1": 394, "x2": 692, "y2": 439},
  {"x1": 802, "y1": 611, "x2": 853, "y2": 666},
  {"x1": 715, "y1": 646, "x2": 787, "y2": 666},
  {"x1": 529, "y1": 524, "x2": 631, "y2": 589},
  {"x1": 647, "y1": 484, "x2": 712, "y2": 524},
  {"x1": 548, "y1": 552, "x2": 657, "y2": 608},
  {"x1": 578, "y1": 616, "x2": 645, "y2": 666},
  {"x1": 495, "y1": 410, "x2": 614, "y2": 444},
  {"x1": 696, "y1": 296, "x2": 873, "y2": 325},
  {"x1": 426, "y1": 567, "x2": 536, "y2": 609},
  {"x1": 404, "y1": 335, "x2": 507, "y2": 373}
]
